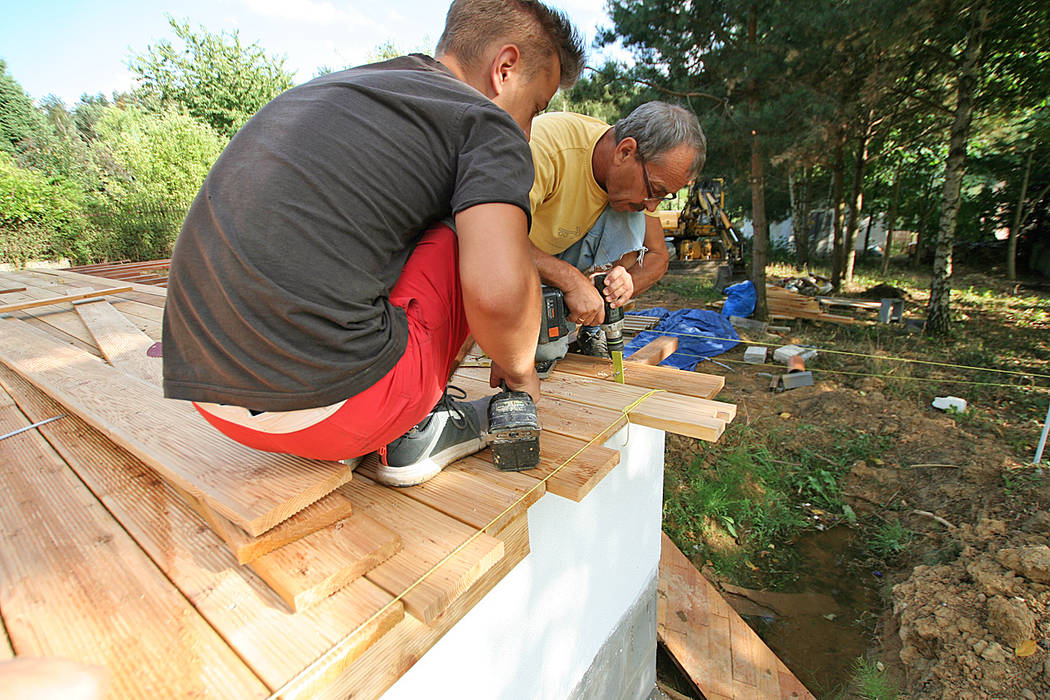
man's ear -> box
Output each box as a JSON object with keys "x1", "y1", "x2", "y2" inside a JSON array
[
  {"x1": 614, "y1": 137, "x2": 638, "y2": 165},
  {"x1": 488, "y1": 44, "x2": 522, "y2": 96}
]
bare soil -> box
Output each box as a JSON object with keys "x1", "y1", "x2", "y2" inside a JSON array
[{"x1": 644, "y1": 267, "x2": 1050, "y2": 698}]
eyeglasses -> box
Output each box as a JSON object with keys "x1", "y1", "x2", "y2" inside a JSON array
[{"x1": 640, "y1": 158, "x2": 678, "y2": 204}]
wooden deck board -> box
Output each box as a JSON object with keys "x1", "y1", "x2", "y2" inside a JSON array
[
  {"x1": 74, "y1": 300, "x2": 162, "y2": 385},
  {"x1": 658, "y1": 533, "x2": 815, "y2": 700},
  {"x1": 0, "y1": 383, "x2": 269, "y2": 698},
  {"x1": 344, "y1": 474, "x2": 506, "y2": 624},
  {"x1": 0, "y1": 366, "x2": 402, "y2": 691},
  {"x1": 356, "y1": 453, "x2": 544, "y2": 533},
  {"x1": 459, "y1": 366, "x2": 729, "y2": 442},
  {"x1": 0, "y1": 318, "x2": 353, "y2": 536},
  {"x1": 313, "y1": 514, "x2": 532, "y2": 700}
]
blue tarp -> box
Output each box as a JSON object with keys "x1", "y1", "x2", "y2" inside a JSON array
[
  {"x1": 721, "y1": 280, "x2": 756, "y2": 318},
  {"x1": 624, "y1": 307, "x2": 740, "y2": 370}
]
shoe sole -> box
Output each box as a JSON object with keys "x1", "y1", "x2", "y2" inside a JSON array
[{"x1": 372, "y1": 435, "x2": 487, "y2": 488}]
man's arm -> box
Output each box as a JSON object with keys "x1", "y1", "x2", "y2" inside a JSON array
[
  {"x1": 529, "y1": 242, "x2": 607, "y2": 326},
  {"x1": 456, "y1": 203, "x2": 541, "y2": 401},
  {"x1": 617, "y1": 213, "x2": 670, "y2": 297}
]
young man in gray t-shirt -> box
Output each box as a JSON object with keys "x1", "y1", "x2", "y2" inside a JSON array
[{"x1": 162, "y1": 0, "x2": 584, "y2": 485}]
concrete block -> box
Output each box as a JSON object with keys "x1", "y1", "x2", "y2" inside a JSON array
[
  {"x1": 729, "y1": 315, "x2": 767, "y2": 333},
  {"x1": 743, "y1": 346, "x2": 767, "y2": 364},
  {"x1": 773, "y1": 344, "x2": 803, "y2": 363},
  {"x1": 781, "y1": 371, "x2": 814, "y2": 390}
]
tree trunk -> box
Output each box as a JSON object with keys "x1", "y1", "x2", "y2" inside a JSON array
[
  {"x1": 881, "y1": 162, "x2": 902, "y2": 277},
  {"x1": 790, "y1": 169, "x2": 811, "y2": 269},
  {"x1": 748, "y1": 5, "x2": 769, "y2": 321},
  {"x1": 862, "y1": 209, "x2": 875, "y2": 260},
  {"x1": 830, "y1": 138, "x2": 846, "y2": 293},
  {"x1": 1007, "y1": 148, "x2": 1034, "y2": 281},
  {"x1": 751, "y1": 130, "x2": 769, "y2": 321},
  {"x1": 844, "y1": 126, "x2": 872, "y2": 285},
  {"x1": 926, "y1": 7, "x2": 986, "y2": 336}
]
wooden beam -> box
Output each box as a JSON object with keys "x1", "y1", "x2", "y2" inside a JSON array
[
  {"x1": 0, "y1": 286, "x2": 133, "y2": 314},
  {"x1": 626, "y1": 335, "x2": 678, "y2": 365},
  {"x1": 0, "y1": 287, "x2": 26, "y2": 294},
  {"x1": 0, "y1": 382, "x2": 269, "y2": 697},
  {"x1": 0, "y1": 318, "x2": 352, "y2": 536},
  {"x1": 552, "y1": 353, "x2": 725, "y2": 400},
  {"x1": 0, "y1": 365, "x2": 402, "y2": 691}
]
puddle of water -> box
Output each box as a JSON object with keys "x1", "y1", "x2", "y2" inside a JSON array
[{"x1": 743, "y1": 526, "x2": 881, "y2": 696}]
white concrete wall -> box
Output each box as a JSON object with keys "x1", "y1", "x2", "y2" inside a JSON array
[{"x1": 382, "y1": 423, "x2": 666, "y2": 700}]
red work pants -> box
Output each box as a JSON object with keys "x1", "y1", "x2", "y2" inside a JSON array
[{"x1": 195, "y1": 223, "x2": 470, "y2": 460}]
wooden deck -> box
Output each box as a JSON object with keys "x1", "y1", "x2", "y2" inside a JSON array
[
  {"x1": 0, "y1": 267, "x2": 740, "y2": 698},
  {"x1": 658, "y1": 533, "x2": 815, "y2": 700}
]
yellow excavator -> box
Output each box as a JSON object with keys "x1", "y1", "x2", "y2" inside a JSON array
[{"x1": 661, "y1": 177, "x2": 743, "y2": 264}]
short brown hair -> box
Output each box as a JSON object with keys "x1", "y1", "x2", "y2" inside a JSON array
[{"x1": 436, "y1": 0, "x2": 585, "y2": 89}]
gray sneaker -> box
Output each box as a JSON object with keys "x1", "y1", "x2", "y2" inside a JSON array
[
  {"x1": 576, "y1": 326, "x2": 609, "y2": 358},
  {"x1": 374, "y1": 386, "x2": 486, "y2": 487}
]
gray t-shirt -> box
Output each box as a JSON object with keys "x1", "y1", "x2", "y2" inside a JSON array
[{"x1": 162, "y1": 55, "x2": 533, "y2": 411}]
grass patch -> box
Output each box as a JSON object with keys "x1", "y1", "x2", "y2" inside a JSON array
[
  {"x1": 833, "y1": 657, "x2": 900, "y2": 700},
  {"x1": 663, "y1": 424, "x2": 891, "y2": 587},
  {"x1": 653, "y1": 275, "x2": 725, "y2": 305},
  {"x1": 867, "y1": 519, "x2": 915, "y2": 560}
]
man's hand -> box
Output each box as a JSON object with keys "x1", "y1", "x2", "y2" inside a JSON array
[
  {"x1": 489, "y1": 362, "x2": 541, "y2": 403},
  {"x1": 600, "y1": 265, "x2": 634, "y2": 309},
  {"x1": 563, "y1": 279, "x2": 606, "y2": 326}
]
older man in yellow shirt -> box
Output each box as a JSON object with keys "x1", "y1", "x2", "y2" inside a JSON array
[{"x1": 528, "y1": 101, "x2": 706, "y2": 369}]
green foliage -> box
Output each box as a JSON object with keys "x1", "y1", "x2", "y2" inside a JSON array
[
  {"x1": 868, "y1": 519, "x2": 915, "y2": 560},
  {"x1": 89, "y1": 104, "x2": 225, "y2": 259},
  {"x1": 128, "y1": 16, "x2": 294, "y2": 137},
  {"x1": 0, "y1": 59, "x2": 52, "y2": 155},
  {"x1": 837, "y1": 658, "x2": 900, "y2": 700},
  {"x1": 0, "y1": 152, "x2": 95, "y2": 264}
]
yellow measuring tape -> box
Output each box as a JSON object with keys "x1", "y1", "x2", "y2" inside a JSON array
[{"x1": 267, "y1": 389, "x2": 665, "y2": 698}]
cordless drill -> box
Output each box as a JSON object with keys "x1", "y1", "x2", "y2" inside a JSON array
[{"x1": 591, "y1": 273, "x2": 626, "y2": 362}]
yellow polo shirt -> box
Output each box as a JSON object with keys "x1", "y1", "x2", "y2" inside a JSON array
[{"x1": 528, "y1": 112, "x2": 611, "y2": 255}]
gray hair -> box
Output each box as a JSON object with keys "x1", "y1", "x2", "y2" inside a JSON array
[{"x1": 613, "y1": 102, "x2": 707, "y2": 176}]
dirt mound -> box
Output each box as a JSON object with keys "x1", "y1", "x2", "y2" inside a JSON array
[{"x1": 892, "y1": 519, "x2": 1050, "y2": 699}]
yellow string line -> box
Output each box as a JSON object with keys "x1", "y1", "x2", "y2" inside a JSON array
[
  {"x1": 634, "y1": 327, "x2": 1050, "y2": 380},
  {"x1": 701, "y1": 355, "x2": 1050, "y2": 391},
  {"x1": 268, "y1": 389, "x2": 665, "y2": 699}
]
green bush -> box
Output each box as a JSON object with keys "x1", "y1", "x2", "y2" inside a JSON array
[{"x1": 0, "y1": 152, "x2": 95, "y2": 264}]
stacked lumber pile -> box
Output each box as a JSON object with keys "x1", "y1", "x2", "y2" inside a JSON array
[
  {"x1": 0, "y1": 267, "x2": 736, "y2": 697},
  {"x1": 67, "y1": 259, "x2": 171, "y2": 287},
  {"x1": 764, "y1": 285, "x2": 858, "y2": 324}
]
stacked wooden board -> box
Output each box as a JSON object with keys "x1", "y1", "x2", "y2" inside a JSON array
[
  {"x1": 763, "y1": 286, "x2": 858, "y2": 324},
  {"x1": 0, "y1": 266, "x2": 737, "y2": 698}
]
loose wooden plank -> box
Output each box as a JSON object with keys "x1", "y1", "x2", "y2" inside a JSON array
[
  {"x1": 0, "y1": 383, "x2": 268, "y2": 698},
  {"x1": 0, "y1": 287, "x2": 26, "y2": 294},
  {"x1": 658, "y1": 533, "x2": 815, "y2": 700},
  {"x1": 249, "y1": 511, "x2": 401, "y2": 612},
  {"x1": 0, "y1": 286, "x2": 133, "y2": 314},
  {"x1": 0, "y1": 318, "x2": 352, "y2": 536},
  {"x1": 343, "y1": 475, "x2": 505, "y2": 624},
  {"x1": 310, "y1": 514, "x2": 532, "y2": 700},
  {"x1": 460, "y1": 366, "x2": 730, "y2": 442},
  {"x1": 75, "y1": 300, "x2": 162, "y2": 384},
  {"x1": 553, "y1": 353, "x2": 725, "y2": 400},
  {"x1": 356, "y1": 453, "x2": 544, "y2": 533},
  {"x1": 626, "y1": 335, "x2": 679, "y2": 365},
  {"x1": 0, "y1": 365, "x2": 402, "y2": 691},
  {"x1": 187, "y1": 486, "x2": 358, "y2": 564}
]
